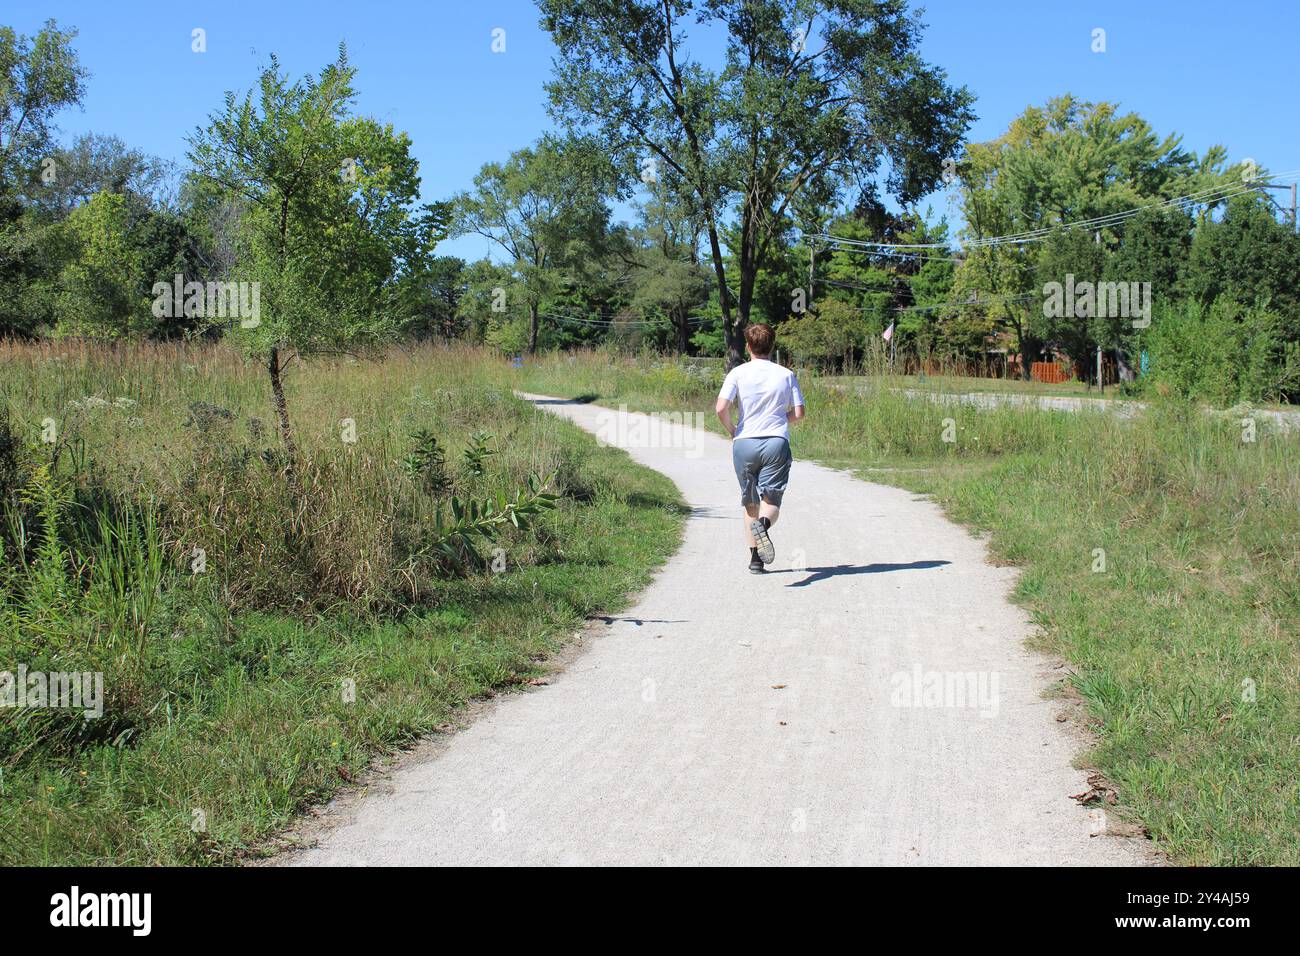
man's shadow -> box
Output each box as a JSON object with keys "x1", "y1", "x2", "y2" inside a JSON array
[{"x1": 774, "y1": 560, "x2": 951, "y2": 587}]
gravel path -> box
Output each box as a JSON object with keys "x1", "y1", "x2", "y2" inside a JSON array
[{"x1": 274, "y1": 394, "x2": 1154, "y2": 866}]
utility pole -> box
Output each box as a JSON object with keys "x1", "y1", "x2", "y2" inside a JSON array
[
  {"x1": 1095, "y1": 231, "x2": 1102, "y2": 394},
  {"x1": 808, "y1": 236, "x2": 816, "y2": 302},
  {"x1": 1252, "y1": 181, "x2": 1297, "y2": 231}
]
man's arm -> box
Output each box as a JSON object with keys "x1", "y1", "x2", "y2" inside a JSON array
[
  {"x1": 716, "y1": 370, "x2": 739, "y2": 437},
  {"x1": 715, "y1": 396, "x2": 735, "y2": 437},
  {"x1": 787, "y1": 374, "x2": 806, "y2": 424}
]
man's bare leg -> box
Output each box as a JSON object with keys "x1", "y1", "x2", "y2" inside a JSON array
[
  {"x1": 745, "y1": 496, "x2": 779, "y2": 566},
  {"x1": 743, "y1": 502, "x2": 760, "y2": 548},
  {"x1": 743, "y1": 499, "x2": 781, "y2": 547}
]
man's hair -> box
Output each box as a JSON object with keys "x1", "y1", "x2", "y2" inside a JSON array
[{"x1": 745, "y1": 323, "x2": 775, "y2": 356}]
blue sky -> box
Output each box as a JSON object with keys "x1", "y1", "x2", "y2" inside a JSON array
[{"x1": 15, "y1": 1, "x2": 1298, "y2": 261}]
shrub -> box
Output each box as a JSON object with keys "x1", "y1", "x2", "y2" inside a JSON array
[{"x1": 1146, "y1": 299, "x2": 1293, "y2": 405}]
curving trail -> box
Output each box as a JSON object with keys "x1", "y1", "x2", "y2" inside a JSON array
[{"x1": 276, "y1": 394, "x2": 1153, "y2": 866}]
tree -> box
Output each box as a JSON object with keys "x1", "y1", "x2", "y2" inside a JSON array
[
  {"x1": 539, "y1": 0, "x2": 975, "y2": 368},
  {"x1": 1033, "y1": 226, "x2": 1107, "y2": 371},
  {"x1": 452, "y1": 137, "x2": 617, "y2": 353},
  {"x1": 456, "y1": 259, "x2": 523, "y2": 348},
  {"x1": 1106, "y1": 206, "x2": 1191, "y2": 312},
  {"x1": 630, "y1": 191, "x2": 710, "y2": 353},
  {"x1": 0, "y1": 20, "x2": 87, "y2": 196},
  {"x1": 24, "y1": 132, "x2": 176, "y2": 219},
  {"x1": 52, "y1": 191, "x2": 148, "y2": 338},
  {"x1": 897, "y1": 214, "x2": 957, "y2": 358},
  {"x1": 396, "y1": 255, "x2": 469, "y2": 340},
  {"x1": 955, "y1": 95, "x2": 1235, "y2": 378},
  {"x1": 0, "y1": 19, "x2": 86, "y2": 337},
  {"x1": 779, "y1": 297, "x2": 870, "y2": 369},
  {"x1": 1184, "y1": 193, "x2": 1300, "y2": 337},
  {"x1": 188, "y1": 49, "x2": 437, "y2": 461}
]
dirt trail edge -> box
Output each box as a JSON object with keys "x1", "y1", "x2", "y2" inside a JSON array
[{"x1": 274, "y1": 393, "x2": 1155, "y2": 866}]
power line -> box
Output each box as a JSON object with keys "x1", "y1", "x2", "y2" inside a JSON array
[
  {"x1": 542, "y1": 309, "x2": 713, "y2": 329},
  {"x1": 822, "y1": 244, "x2": 965, "y2": 264},
  {"x1": 812, "y1": 169, "x2": 1300, "y2": 252},
  {"x1": 893, "y1": 292, "x2": 1038, "y2": 313},
  {"x1": 820, "y1": 178, "x2": 1256, "y2": 249},
  {"x1": 819, "y1": 277, "x2": 899, "y2": 293}
]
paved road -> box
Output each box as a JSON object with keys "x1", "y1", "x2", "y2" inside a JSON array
[
  {"x1": 880, "y1": 385, "x2": 1297, "y2": 433},
  {"x1": 897, "y1": 387, "x2": 1146, "y2": 419},
  {"x1": 275, "y1": 394, "x2": 1153, "y2": 866}
]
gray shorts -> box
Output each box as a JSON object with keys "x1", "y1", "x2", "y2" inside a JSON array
[{"x1": 732, "y1": 436, "x2": 792, "y2": 507}]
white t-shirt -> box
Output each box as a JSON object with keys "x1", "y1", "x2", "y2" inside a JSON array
[{"x1": 718, "y1": 359, "x2": 804, "y2": 441}]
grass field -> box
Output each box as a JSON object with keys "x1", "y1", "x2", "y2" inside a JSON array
[
  {"x1": 0, "y1": 342, "x2": 685, "y2": 864},
  {"x1": 512, "y1": 350, "x2": 1300, "y2": 865}
]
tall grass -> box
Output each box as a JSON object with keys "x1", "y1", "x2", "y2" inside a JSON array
[
  {"x1": 1, "y1": 341, "x2": 584, "y2": 611},
  {"x1": 0, "y1": 341, "x2": 685, "y2": 863}
]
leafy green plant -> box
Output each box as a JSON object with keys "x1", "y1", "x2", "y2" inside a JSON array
[
  {"x1": 462, "y1": 430, "x2": 495, "y2": 476},
  {"x1": 400, "y1": 429, "x2": 450, "y2": 495},
  {"x1": 424, "y1": 472, "x2": 559, "y2": 573},
  {"x1": 14, "y1": 464, "x2": 76, "y2": 634}
]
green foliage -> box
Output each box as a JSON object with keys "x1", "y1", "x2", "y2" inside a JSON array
[
  {"x1": 51, "y1": 191, "x2": 150, "y2": 338},
  {"x1": 85, "y1": 498, "x2": 165, "y2": 659},
  {"x1": 953, "y1": 95, "x2": 1240, "y2": 373},
  {"x1": 0, "y1": 20, "x2": 88, "y2": 337},
  {"x1": 184, "y1": 48, "x2": 440, "y2": 460},
  {"x1": 1147, "y1": 300, "x2": 1296, "y2": 405},
  {"x1": 1184, "y1": 194, "x2": 1300, "y2": 334},
  {"x1": 426, "y1": 473, "x2": 559, "y2": 574},
  {"x1": 540, "y1": 0, "x2": 975, "y2": 362},
  {"x1": 1106, "y1": 206, "x2": 1191, "y2": 308},
  {"x1": 452, "y1": 136, "x2": 619, "y2": 352},
  {"x1": 188, "y1": 49, "x2": 434, "y2": 357},
  {"x1": 815, "y1": 207, "x2": 957, "y2": 358},
  {"x1": 1033, "y1": 225, "x2": 1108, "y2": 364},
  {"x1": 690, "y1": 322, "x2": 726, "y2": 357},
  {"x1": 396, "y1": 254, "x2": 469, "y2": 340},
  {"x1": 780, "y1": 299, "x2": 873, "y2": 370},
  {"x1": 462, "y1": 431, "x2": 495, "y2": 476},
  {"x1": 629, "y1": 192, "x2": 712, "y2": 352},
  {"x1": 0, "y1": 19, "x2": 88, "y2": 196},
  {"x1": 400, "y1": 429, "x2": 451, "y2": 495},
  {"x1": 23, "y1": 133, "x2": 175, "y2": 219},
  {"x1": 1, "y1": 342, "x2": 684, "y2": 864},
  {"x1": 484, "y1": 314, "x2": 533, "y2": 356}
]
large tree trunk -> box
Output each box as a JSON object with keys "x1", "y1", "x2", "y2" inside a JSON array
[
  {"x1": 737, "y1": 247, "x2": 757, "y2": 342},
  {"x1": 704, "y1": 218, "x2": 744, "y2": 370},
  {"x1": 675, "y1": 304, "x2": 690, "y2": 354},
  {"x1": 729, "y1": 188, "x2": 763, "y2": 369},
  {"x1": 528, "y1": 302, "x2": 539, "y2": 354},
  {"x1": 1016, "y1": 322, "x2": 1039, "y2": 381}
]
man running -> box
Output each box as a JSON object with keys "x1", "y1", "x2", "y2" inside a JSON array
[{"x1": 714, "y1": 323, "x2": 805, "y2": 574}]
